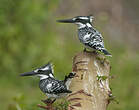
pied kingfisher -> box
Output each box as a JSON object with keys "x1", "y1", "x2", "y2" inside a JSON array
[
  {"x1": 57, "y1": 15, "x2": 112, "y2": 56},
  {"x1": 20, "y1": 62, "x2": 76, "y2": 103}
]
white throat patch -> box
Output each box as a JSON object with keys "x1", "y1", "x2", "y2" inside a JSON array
[
  {"x1": 49, "y1": 73, "x2": 54, "y2": 78},
  {"x1": 86, "y1": 23, "x2": 92, "y2": 27},
  {"x1": 76, "y1": 22, "x2": 86, "y2": 29},
  {"x1": 38, "y1": 74, "x2": 49, "y2": 80},
  {"x1": 38, "y1": 73, "x2": 54, "y2": 80},
  {"x1": 76, "y1": 22, "x2": 92, "y2": 29}
]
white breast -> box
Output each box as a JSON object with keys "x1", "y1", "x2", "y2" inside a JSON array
[
  {"x1": 76, "y1": 22, "x2": 86, "y2": 29},
  {"x1": 86, "y1": 23, "x2": 92, "y2": 27}
]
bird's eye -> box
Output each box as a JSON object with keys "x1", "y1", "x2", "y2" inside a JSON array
[
  {"x1": 38, "y1": 70, "x2": 43, "y2": 73},
  {"x1": 76, "y1": 19, "x2": 80, "y2": 22}
]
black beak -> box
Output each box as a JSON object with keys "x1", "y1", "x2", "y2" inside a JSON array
[
  {"x1": 20, "y1": 71, "x2": 37, "y2": 76},
  {"x1": 57, "y1": 19, "x2": 75, "y2": 23}
]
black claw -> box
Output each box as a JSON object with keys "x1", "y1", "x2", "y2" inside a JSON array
[
  {"x1": 41, "y1": 98, "x2": 53, "y2": 104},
  {"x1": 51, "y1": 99, "x2": 56, "y2": 103},
  {"x1": 83, "y1": 48, "x2": 87, "y2": 52}
]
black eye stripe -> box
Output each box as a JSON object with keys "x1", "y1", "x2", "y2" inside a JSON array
[
  {"x1": 38, "y1": 70, "x2": 42, "y2": 72},
  {"x1": 76, "y1": 18, "x2": 89, "y2": 24},
  {"x1": 38, "y1": 70, "x2": 44, "y2": 73},
  {"x1": 76, "y1": 19, "x2": 81, "y2": 22}
]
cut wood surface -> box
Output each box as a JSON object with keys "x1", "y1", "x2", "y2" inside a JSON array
[{"x1": 67, "y1": 51, "x2": 111, "y2": 110}]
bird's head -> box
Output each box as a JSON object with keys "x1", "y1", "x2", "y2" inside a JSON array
[
  {"x1": 57, "y1": 15, "x2": 94, "y2": 29},
  {"x1": 20, "y1": 62, "x2": 54, "y2": 80}
]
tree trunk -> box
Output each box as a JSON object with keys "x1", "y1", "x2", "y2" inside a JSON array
[{"x1": 67, "y1": 51, "x2": 111, "y2": 110}]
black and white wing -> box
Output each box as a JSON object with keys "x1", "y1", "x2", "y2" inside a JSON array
[
  {"x1": 84, "y1": 27, "x2": 104, "y2": 50},
  {"x1": 39, "y1": 78, "x2": 72, "y2": 94},
  {"x1": 83, "y1": 27, "x2": 111, "y2": 56}
]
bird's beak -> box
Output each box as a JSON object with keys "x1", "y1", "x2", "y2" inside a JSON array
[
  {"x1": 57, "y1": 18, "x2": 75, "y2": 23},
  {"x1": 20, "y1": 71, "x2": 37, "y2": 76}
]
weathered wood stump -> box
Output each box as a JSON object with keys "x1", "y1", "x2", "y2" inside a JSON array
[{"x1": 67, "y1": 51, "x2": 111, "y2": 110}]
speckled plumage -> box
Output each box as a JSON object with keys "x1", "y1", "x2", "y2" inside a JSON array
[
  {"x1": 78, "y1": 26, "x2": 104, "y2": 51},
  {"x1": 39, "y1": 77, "x2": 71, "y2": 98}
]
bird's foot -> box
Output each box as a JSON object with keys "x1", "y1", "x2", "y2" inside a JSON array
[
  {"x1": 83, "y1": 48, "x2": 91, "y2": 53},
  {"x1": 41, "y1": 98, "x2": 56, "y2": 105},
  {"x1": 37, "y1": 104, "x2": 52, "y2": 110},
  {"x1": 37, "y1": 99, "x2": 55, "y2": 110},
  {"x1": 83, "y1": 48, "x2": 87, "y2": 52},
  {"x1": 83, "y1": 48, "x2": 98, "y2": 54},
  {"x1": 92, "y1": 50, "x2": 98, "y2": 54},
  {"x1": 51, "y1": 99, "x2": 56, "y2": 104}
]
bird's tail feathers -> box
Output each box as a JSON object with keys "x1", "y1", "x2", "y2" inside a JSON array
[
  {"x1": 64, "y1": 72, "x2": 76, "y2": 83},
  {"x1": 65, "y1": 90, "x2": 72, "y2": 93},
  {"x1": 102, "y1": 49, "x2": 112, "y2": 57}
]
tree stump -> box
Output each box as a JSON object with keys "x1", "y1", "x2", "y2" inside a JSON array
[{"x1": 67, "y1": 51, "x2": 111, "y2": 110}]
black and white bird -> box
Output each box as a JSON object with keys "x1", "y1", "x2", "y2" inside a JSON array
[
  {"x1": 57, "y1": 15, "x2": 112, "y2": 56},
  {"x1": 20, "y1": 62, "x2": 75, "y2": 103}
]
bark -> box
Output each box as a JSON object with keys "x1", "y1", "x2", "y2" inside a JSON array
[{"x1": 67, "y1": 51, "x2": 111, "y2": 110}]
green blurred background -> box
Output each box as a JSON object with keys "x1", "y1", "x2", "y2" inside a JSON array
[{"x1": 0, "y1": 0, "x2": 139, "y2": 110}]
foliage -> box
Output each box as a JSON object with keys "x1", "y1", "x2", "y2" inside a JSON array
[{"x1": 53, "y1": 99, "x2": 69, "y2": 110}]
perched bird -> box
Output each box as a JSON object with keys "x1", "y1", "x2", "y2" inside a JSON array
[
  {"x1": 20, "y1": 62, "x2": 76, "y2": 103},
  {"x1": 57, "y1": 15, "x2": 112, "y2": 56}
]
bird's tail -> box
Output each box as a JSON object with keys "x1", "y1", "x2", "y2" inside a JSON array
[
  {"x1": 65, "y1": 90, "x2": 72, "y2": 93},
  {"x1": 101, "y1": 49, "x2": 112, "y2": 57},
  {"x1": 64, "y1": 72, "x2": 76, "y2": 83},
  {"x1": 64, "y1": 72, "x2": 76, "y2": 90}
]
